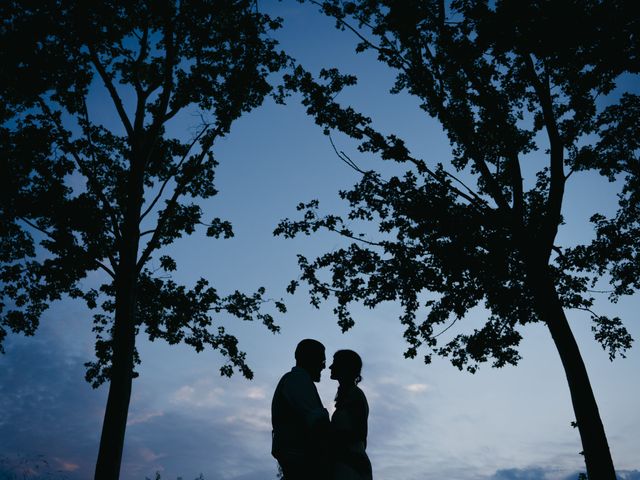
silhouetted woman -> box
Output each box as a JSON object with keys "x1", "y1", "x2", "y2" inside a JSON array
[{"x1": 329, "y1": 350, "x2": 373, "y2": 480}]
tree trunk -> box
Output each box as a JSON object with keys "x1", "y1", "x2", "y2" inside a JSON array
[
  {"x1": 94, "y1": 153, "x2": 144, "y2": 479},
  {"x1": 530, "y1": 269, "x2": 616, "y2": 479},
  {"x1": 94, "y1": 268, "x2": 137, "y2": 480}
]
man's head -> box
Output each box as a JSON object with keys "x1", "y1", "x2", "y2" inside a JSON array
[{"x1": 295, "y1": 339, "x2": 326, "y2": 382}]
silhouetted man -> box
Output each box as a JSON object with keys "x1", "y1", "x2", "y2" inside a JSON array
[{"x1": 271, "y1": 339, "x2": 329, "y2": 480}]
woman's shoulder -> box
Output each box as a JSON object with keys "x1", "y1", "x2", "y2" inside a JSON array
[
  {"x1": 354, "y1": 386, "x2": 368, "y2": 405},
  {"x1": 343, "y1": 385, "x2": 368, "y2": 408}
]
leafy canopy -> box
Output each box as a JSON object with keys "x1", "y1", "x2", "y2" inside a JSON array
[
  {"x1": 276, "y1": 0, "x2": 637, "y2": 371},
  {"x1": 0, "y1": 0, "x2": 288, "y2": 384}
]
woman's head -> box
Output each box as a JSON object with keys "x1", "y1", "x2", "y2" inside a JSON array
[{"x1": 329, "y1": 349, "x2": 363, "y2": 385}]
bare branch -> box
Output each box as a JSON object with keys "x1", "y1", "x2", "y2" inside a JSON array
[
  {"x1": 144, "y1": 11, "x2": 177, "y2": 166},
  {"x1": 88, "y1": 45, "x2": 134, "y2": 138},
  {"x1": 327, "y1": 226, "x2": 384, "y2": 248},
  {"x1": 405, "y1": 153, "x2": 493, "y2": 212},
  {"x1": 329, "y1": 135, "x2": 371, "y2": 175},
  {"x1": 94, "y1": 260, "x2": 116, "y2": 279},
  {"x1": 133, "y1": 24, "x2": 150, "y2": 134},
  {"x1": 433, "y1": 316, "x2": 459, "y2": 338},
  {"x1": 441, "y1": 169, "x2": 489, "y2": 207},
  {"x1": 19, "y1": 216, "x2": 54, "y2": 239},
  {"x1": 309, "y1": 0, "x2": 412, "y2": 71},
  {"x1": 524, "y1": 54, "x2": 565, "y2": 258},
  {"x1": 575, "y1": 306, "x2": 602, "y2": 318},
  {"x1": 508, "y1": 152, "x2": 524, "y2": 224}
]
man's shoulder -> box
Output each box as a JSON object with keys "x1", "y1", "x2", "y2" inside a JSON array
[
  {"x1": 276, "y1": 367, "x2": 312, "y2": 392},
  {"x1": 284, "y1": 366, "x2": 313, "y2": 380}
]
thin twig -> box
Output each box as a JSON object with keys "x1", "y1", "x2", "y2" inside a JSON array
[
  {"x1": 327, "y1": 226, "x2": 384, "y2": 248},
  {"x1": 329, "y1": 134, "x2": 370, "y2": 175},
  {"x1": 433, "y1": 317, "x2": 458, "y2": 338}
]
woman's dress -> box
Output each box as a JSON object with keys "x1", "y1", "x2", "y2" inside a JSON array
[{"x1": 331, "y1": 385, "x2": 373, "y2": 480}]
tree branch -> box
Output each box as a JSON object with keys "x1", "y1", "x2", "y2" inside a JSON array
[
  {"x1": 136, "y1": 128, "x2": 221, "y2": 272},
  {"x1": 144, "y1": 11, "x2": 176, "y2": 167},
  {"x1": 433, "y1": 316, "x2": 458, "y2": 338},
  {"x1": 88, "y1": 45, "x2": 134, "y2": 139},
  {"x1": 309, "y1": 0, "x2": 412, "y2": 71},
  {"x1": 133, "y1": 24, "x2": 151, "y2": 134},
  {"x1": 18, "y1": 217, "x2": 115, "y2": 279},
  {"x1": 327, "y1": 226, "x2": 384, "y2": 248},
  {"x1": 79, "y1": 99, "x2": 124, "y2": 247},
  {"x1": 329, "y1": 135, "x2": 371, "y2": 175},
  {"x1": 451, "y1": 61, "x2": 513, "y2": 211},
  {"x1": 19, "y1": 216, "x2": 53, "y2": 239},
  {"x1": 524, "y1": 54, "x2": 565, "y2": 259},
  {"x1": 139, "y1": 124, "x2": 211, "y2": 222},
  {"x1": 94, "y1": 260, "x2": 116, "y2": 279},
  {"x1": 508, "y1": 152, "x2": 525, "y2": 225},
  {"x1": 38, "y1": 97, "x2": 123, "y2": 251}
]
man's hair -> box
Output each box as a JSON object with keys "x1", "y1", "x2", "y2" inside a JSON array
[{"x1": 295, "y1": 338, "x2": 325, "y2": 364}]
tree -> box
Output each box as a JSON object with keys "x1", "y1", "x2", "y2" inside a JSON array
[
  {"x1": 275, "y1": 1, "x2": 638, "y2": 478},
  {"x1": 0, "y1": 1, "x2": 287, "y2": 478}
]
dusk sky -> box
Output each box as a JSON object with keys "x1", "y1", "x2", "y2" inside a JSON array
[{"x1": 1, "y1": 2, "x2": 639, "y2": 480}]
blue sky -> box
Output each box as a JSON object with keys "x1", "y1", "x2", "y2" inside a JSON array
[{"x1": 1, "y1": 2, "x2": 639, "y2": 479}]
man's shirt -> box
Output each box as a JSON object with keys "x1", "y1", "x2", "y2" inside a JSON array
[{"x1": 271, "y1": 366, "x2": 329, "y2": 460}]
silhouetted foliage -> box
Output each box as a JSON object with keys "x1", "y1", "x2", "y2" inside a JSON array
[
  {"x1": 563, "y1": 92, "x2": 640, "y2": 316},
  {"x1": 276, "y1": 1, "x2": 638, "y2": 478},
  {"x1": 0, "y1": 0, "x2": 287, "y2": 477}
]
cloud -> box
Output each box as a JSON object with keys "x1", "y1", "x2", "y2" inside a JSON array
[
  {"x1": 127, "y1": 410, "x2": 165, "y2": 426},
  {"x1": 0, "y1": 339, "x2": 105, "y2": 479},
  {"x1": 54, "y1": 457, "x2": 81, "y2": 472},
  {"x1": 121, "y1": 410, "x2": 277, "y2": 480},
  {"x1": 486, "y1": 467, "x2": 640, "y2": 480},
  {"x1": 170, "y1": 383, "x2": 226, "y2": 409},
  {"x1": 138, "y1": 447, "x2": 166, "y2": 463},
  {"x1": 491, "y1": 467, "x2": 552, "y2": 480},
  {"x1": 404, "y1": 383, "x2": 430, "y2": 393},
  {"x1": 617, "y1": 472, "x2": 640, "y2": 480},
  {"x1": 245, "y1": 387, "x2": 266, "y2": 400},
  {"x1": 1, "y1": 330, "x2": 636, "y2": 480},
  {"x1": 225, "y1": 407, "x2": 271, "y2": 432}
]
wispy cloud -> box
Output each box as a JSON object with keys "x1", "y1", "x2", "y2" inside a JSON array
[
  {"x1": 54, "y1": 457, "x2": 81, "y2": 472},
  {"x1": 170, "y1": 383, "x2": 225, "y2": 409},
  {"x1": 127, "y1": 410, "x2": 164, "y2": 426},
  {"x1": 245, "y1": 387, "x2": 266, "y2": 400},
  {"x1": 404, "y1": 383, "x2": 430, "y2": 393},
  {"x1": 225, "y1": 407, "x2": 271, "y2": 432},
  {"x1": 139, "y1": 447, "x2": 166, "y2": 463}
]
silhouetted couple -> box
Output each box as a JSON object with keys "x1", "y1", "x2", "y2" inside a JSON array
[{"x1": 271, "y1": 339, "x2": 373, "y2": 480}]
